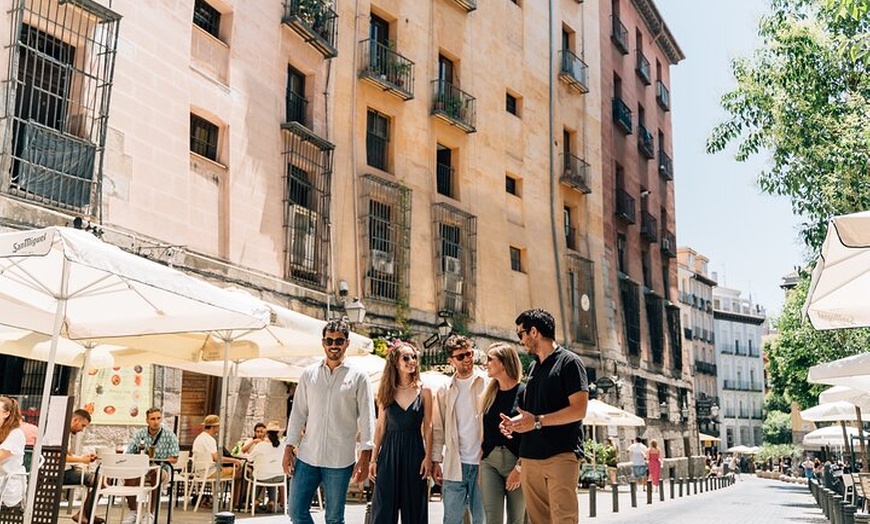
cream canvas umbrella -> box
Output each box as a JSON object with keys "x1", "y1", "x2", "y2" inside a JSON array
[
  {"x1": 583, "y1": 399, "x2": 645, "y2": 427},
  {"x1": 0, "y1": 227, "x2": 269, "y2": 521},
  {"x1": 699, "y1": 432, "x2": 721, "y2": 442},
  {"x1": 803, "y1": 210, "x2": 870, "y2": 329},
  {"x1": 800, "y1": 401, "x2": 864, "y2": 462},
  {"x1": 803, "y1": 426, "x2": 862, "y2": 449}
]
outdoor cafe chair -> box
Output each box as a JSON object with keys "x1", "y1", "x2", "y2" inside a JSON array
[
  {"x1": 61, "y1": 463, "x2": 92, "y2": 515},
  {"x1": 90, "y1": 453, "x2": 159, "y2": 524},
  {"x1": 856, "y1": 473, "x2": 870, "y2": 512},
  {"x1": 0, "y1": 450, "x2": 43, "y2": 512},
  {"x1": 843, "y1": 471, "x2": 856, "y2": 506},
  {"x1": 187, "y1": 453, "x2": 236, "y2": 512},
  {"x1": 244, "y1": 455, "x2": 286, "y2": 516},
  {"x1": 171, "y1": 450, "x2": 191, "y2": 507}
]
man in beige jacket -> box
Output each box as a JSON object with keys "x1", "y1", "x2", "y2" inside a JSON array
[{"x1": 432, "y1": 334, "x2": 488, "y2": 524}]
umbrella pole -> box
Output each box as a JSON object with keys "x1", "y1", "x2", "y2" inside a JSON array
[
  {"x1": 215, "y1": 338, "x2": 232, "y2": 517},
  {"x1": 841, "y1": 421, "x2": 854, "y2": 465},
  {"x1": 23, "y1": 256, "x2": 69, "y2": 523},
  {"x1": 857, "y1": 407, "x2": 868, "y2": 472}
]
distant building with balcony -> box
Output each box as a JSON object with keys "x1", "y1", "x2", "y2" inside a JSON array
[
  {"x1": 714, "y1": 284, "x2": 767, "y2": 449},
  {"x1": 677, "y1": 248, "x2": 718, "y2": 437}
]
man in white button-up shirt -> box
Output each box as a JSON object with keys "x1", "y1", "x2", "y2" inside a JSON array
[{"x1": 283, "y1": 319, "x2": 375, "y2": 524}]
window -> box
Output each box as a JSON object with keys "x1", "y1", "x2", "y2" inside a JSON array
[
  {"x1": 436, "y1": 145, "x2": 454, "y2": 198},
  {"x1": 505, "y1": 93, "x2": 518, "y2": 116},
  {"x1": 642, "y1": 250, "x2": 652, "y2": 288},
  {"x1": 286, "y1": 67, "x2": 307, "y2": 125},
  {"x1": 646, "y1": 292, "x2": 664, "y2": 364},
  {"x1": 657, "y1": 383, "x2": 668, "y2": 419},
  {"x1": 190, "y1": 114, "x2": 219, "y2": 161},
  {"x1": 433, "y1": 203, "x2": 478, "y2": 318},
  {"x1": 564, "y1": 207, "x2": 575, "y2": 250},
  {"x1": 634, "y1": 376, "x2": 647, "y2": 418},
  {"x1": 567, "y1": 256, "x2": 597, "y2": 345},
  {"x1": 505, "y1": 175, "x2": 518, "y2": 195},
  {"x1": 617, "y1": 233, "x2": 627, "y2": 274},
  {"x1": 621, "y1": 278, "x2": 641, "y2": 356},
  {"x1": 510, "y1": 247, "x2": 523, "y2": 272},
  {"x1": 366, "y1": 109, "x2": 390, "y2": 171},
  {"x1": 193, "y1": 0, "x2": 221, "y2": 38},
  {"x1": 360, "y1": 175, "x2": 411, "y2": 303}
]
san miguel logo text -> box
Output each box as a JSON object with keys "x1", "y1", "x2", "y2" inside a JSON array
[{"x1": 12, "y1": 232, "x2": 48, "y2": 253}]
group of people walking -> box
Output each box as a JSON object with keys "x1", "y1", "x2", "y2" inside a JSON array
[{"x1": 283, "y1": 308, "x2": 590, "y2": 524}]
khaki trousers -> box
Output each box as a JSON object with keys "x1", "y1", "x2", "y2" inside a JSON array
[{"x1": 520, "y1": 452, "x2": 580, "y2": 524}]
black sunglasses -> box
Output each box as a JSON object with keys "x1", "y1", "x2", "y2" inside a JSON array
[
  {"x1": 516, "y1": 329, "x2": 528, "y2": 341},
  {"x1": 451, "y1": 351, "x2": 474, "y2": 362},
  {"x1": 402, "y1": 354, "x2": 418, "y2": 363},
  {"x1": 322, "y1": 337, "x2": 346, "y2": 346}
]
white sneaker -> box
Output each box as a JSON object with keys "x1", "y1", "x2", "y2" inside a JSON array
[
  {"x1": 140, "y1": 513, "x2": 155, "y2": 524},
  {"x1": 120, "y1": 513, "x2": 138, "y2": 524}
]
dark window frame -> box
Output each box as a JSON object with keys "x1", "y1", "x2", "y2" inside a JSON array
[
  {"x1": 505, "y1": 92, "x2": 518, "y2": 116},
  {"x1": 193, "y1": 0, "x2": 221, "y2": 38},
  {"x1": 509, "y1": 246, "x2": 522, "y2": 272},
  {"x1": 366, "y1": 109, "x2": 390, "y2": 171},
  {"x1": 190, "y1": 113, "x2": 219, "y2": 161}
]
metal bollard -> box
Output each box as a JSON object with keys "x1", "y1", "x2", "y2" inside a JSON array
[
  {"x1": 647, "y1": 480, "x2": 653, "y2": 504},
  {"x1": 669, "y1": 477, "x2": 675, "y2": 499},
  {"x1": 630, "y1": 481, "x2": 637, "y2": 508},
  {"x1": 679, "y1": 477, "x2": 684, "y2": 497},
  {"x1": 844, "y1": 503, "x2": 857, "y2": 524},
  {"x1": 833, "y1": 494, "x2": 844, "y2": 524},
  {"x1": 589, "y1": 483, "x2": 597, "y2": 518},
  {"x1": 659, "y1": 480, "x2": 664, "y2": 501},
  {"x1": 694, "y1": 477, "x2": 698, "y2": 495},
  {"x1": 214, "y1": 512, "x2": 235, "y2": 524},
  {"x1": 612, "y1": 483, "x2": 619, "y2": 513}
]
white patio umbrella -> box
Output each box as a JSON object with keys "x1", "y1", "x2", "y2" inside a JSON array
[
  {"x1": 0, "y1": 226, "x2": 269, "y2": 521},
  {"x1": 803, "y1": 425, "x2": 862, "y2": 449},
  {"x1": 800, "y1": 401, "x2": 864, "y2": 422},
  {"x1": 819, "y1": 385, "x2": 870, "y2": 407},
  {"x1": 699, "y1": 432, "x2": 721, "y2": 442},
  {"x1": 803, "y1": 211, "x2": 870, "y2": 330},
  {"x1": 808, "y1": 353, "x2": 870, "y2": 391},
  {"x1": 727, "y1": 445, "x2": 753, "y2": 453},
  {"x1": 583, "y1": 399, "x2": 645, "y2": 427}
]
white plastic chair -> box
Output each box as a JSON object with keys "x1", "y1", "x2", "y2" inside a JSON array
[
  {"x1": 844, "y1": 471, "x2": 856, "y2": 505},
  {"x1": 90, "y1": 453, "x2": 159, "y2": 524},
  {"x1": 0, "y1": 451, "x2": 42, "y2": 511},
  {"x1": 171, "y1": 450, "x2": 191, "y2": 507},
  {"x1": 187, "y1": 451, "x2": 236, "y2": 512},
  {"x1": 61, "y1": 464, "x2": 91, "y2": 514},
  {"x1": 244, "y1": 454, "x2": 286, "y2": 515}
]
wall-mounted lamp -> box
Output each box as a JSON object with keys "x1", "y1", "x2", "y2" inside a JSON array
[
  {"x1": 437, "y1": 310, "x2": 453, "y2": 338},
  {"x1": 337, "y1": 279, "x2": 366, "y2": 324},
  {"x1": 72, "y1": 216, "x2": 103, "y2": 238},
  {"x1": 640, "y1": 189, "x2": 651, "y2": 199},
  {"x1": 680, "y1": 405, "x2": 690, "y2": 422}
]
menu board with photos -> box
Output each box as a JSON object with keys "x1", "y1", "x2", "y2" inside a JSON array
[{"x1": 81, "y1": 365, "x2": 153, "y2": 425}]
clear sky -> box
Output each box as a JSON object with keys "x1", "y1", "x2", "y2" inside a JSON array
[{"x1": 654, "y1": 0, "x2": 806, "y2": 317}]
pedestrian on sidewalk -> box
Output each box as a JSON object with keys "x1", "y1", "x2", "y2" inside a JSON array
[
  {"x1": 500, "y1": 308, "x2": 589, "y2": 524},
  {"x1": 628, "y1": 437, "x2": 649, "y2": 488},
  {"x1": 480, "y1": 342, "x2": 526, "y2": 524},
  {"x1": 647, "y1": 440, "x2": 663, "y2": 490}
]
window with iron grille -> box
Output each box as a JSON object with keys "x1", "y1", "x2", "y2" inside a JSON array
[
  {"x1": 193, "y1": 0, "x2": 221, "y2": 38},
  {"x1": 359, "y1": 174, "x2": 411, "y2": 302},
  {"x1": 566, "y1": 255, "x2": 597, "y2": 345},
  {"x1": 509, "y1": 247, "x2": 522, "y2": 272},
  {"x1": 667, "y1": 304, "x2": 683, "y2": 370},
  {"x1": 0, "y1": 356, "x2": 71, "y2": 396},
  {"x1": 366, "y1": 109, "x2": 390, "y2": 171},
  {"x1": 190, "y1": 114, "x2": 219, "y2": 161},
  {"x1": 433, "y1": 203, "x2": 477, "y2": 319},
  {"x1": 282, "y1": 123, "x2": 334, "y2": 289},
  {"x1": 646, "y1": 291, "x2": 664, "y2": 364},
  {"x1": 4, "y1": 2, "x2": 120, "y2": 216},
  {"x1": 634, "y1": 376, "x2": 648, "y2": 418},
  {"x1": 620, "y1": 278, "x2": 641, "y2": 356}
]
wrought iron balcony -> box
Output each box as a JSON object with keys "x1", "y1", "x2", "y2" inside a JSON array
[
  {"x1": 637, "y1": 124, "x2": 654, "y2": 159},
  {"x1": 559, "y1": 49, "x2": 589, "y2": 93},
  {"x1": 615, "y1": 188, "x2": 635, "y2": 224},
  {"x1": 560, "y1": 153, "x2": 592, "y2": 194},
  {"x1": 282, "y1": 0, "x2": 338, "y2": 58},
  {"x1": 723, "y1": 380, "x2": 763, "y2": 392},
  {"x1": 636, "y1": 50, "x2": 651, "y2": 85},
  {"x1": 431, "y1": 80, "x2": 476, "y2": 133},
  {"x1": 660, "y1": 229, "x2": 676, "y2": 258},
  {"x1": 611, "y1": 15, "x2": 629, "y2": 55},
  {"x1": 640, "y1": 211, "x2": 658, "y2": 243},
  {"x1": 285, "y1": 90, "x2": 308, "y2": 126},
  {"x1": 359, "y1": 39, "x2": 415, "y2": 100},
  {"x1": 656, "y1": 80, "x2": 671, "y2": 111},
  {"x1": 450, "y1": 0, "x2": 477, "y2": 11},
  {"x1": 612, "y1": 97, "x2": 632, "y2": 135},
  {"x1": 658, "y1": 148, "x2": 673, "y2": 180},
  {"x1": 694, "y1": 360, "x2": 717, "y2": 376}
]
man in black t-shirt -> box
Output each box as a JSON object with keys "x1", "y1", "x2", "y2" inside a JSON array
[{"x1": 500, "y1": 308, "x2": 588, "y2": 523}]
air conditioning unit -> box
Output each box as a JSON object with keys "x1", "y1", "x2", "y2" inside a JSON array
[
  {"x1": 444, "y1": 274, "x2": 464, "y2": 313},
  {"x1": 289, "y1": 205, "x2": 317, "y2": 272},
  {"x1": 443, "y1": 255, "x2": 462, "y2": 275},
  {"x1": 371, "y1": 249, "x2": 395, "y2": 275},
  {"x1": 661, "y1": 238, "x2": 671, "y2": 251}
]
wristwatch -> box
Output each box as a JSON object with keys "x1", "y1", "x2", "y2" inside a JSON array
[{"x1": 533, "y1": 414, "x2": 542, "y2": 430}]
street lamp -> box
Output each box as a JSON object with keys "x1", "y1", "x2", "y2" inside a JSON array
[
  {"x1": 660, "y1": 401, "x2": 669, "y2": 421},
  {"x1": 343, "y1": 297, "x2": 366, "y2": 324},
  {"x1": 437, "y1": 310, "x2": 453, "y2": 338}
]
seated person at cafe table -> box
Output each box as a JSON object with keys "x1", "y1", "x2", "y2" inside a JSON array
[
  {"x1": 121, "y1": 407, "x2": 180, "y2": 524},
  {"x1": 192, "y1": 414, "x2": 243, "y2": 509},
  {"x1": 65, "y1": 409, "x2": 102, "y2": 524},
  {"x1": 240, "y1": 422, "x2": 266, "y2": 455}
]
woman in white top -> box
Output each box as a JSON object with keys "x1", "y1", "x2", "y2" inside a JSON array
[
  {"x1": 247, "y1": 421, "x2": 286, "y2": 512},
  {"x1": 0, "y1": 396, "x2": 27, "y2": 508}
]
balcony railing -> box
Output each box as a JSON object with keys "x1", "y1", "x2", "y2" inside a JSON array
[
  {"x1": 285, "y1": 90, "x2": 308, "y2": 126},
  {"x1": 359, "y1": 39, "x2": 415, "y2": 100},
  {"x1": 636, "y1": 50, "x2": 651, "y2": 85},
  {"x1": 660, "y1": 229, "x2": 676, "y2": 258},
  {"x1": 282, "y1": 0, "x2": 339, "y2": 58},
  {"x1": 638, "y1": 124, "x2": 654, "y2": 159},
  {"x1": 450, "y1": 0, "x2": 477, "y2": 11},
  {"x1": 613, "y1": 97, "x2": 632, "y2": 135},
  {"x1": 656, "y1": 80, "x2": 671, "y2": 111},
  {"x1": 694, "y1": 360, "x2": 717, "y2": 375},
  {"x1": 561, "y1": 153, "x2": 592, "y2": 194},
  {"x1": 658, "y1": 148, "x2": 673, "y2": 180},
  {"x1": 431, "y1": 80, "x2": 476, "y2": 133},
  {"x1": 611, "y1": 15, "x2": 629, "y2": 54},
  {"x1": 559, "y1": 49, "x2": 589, "y2": 93},
  {"x1": 723, "y1": 380, "x2": 763, "y2": 392},
  {"x1": 640, "y1": 211, "x2": 658, "y2": 243},
  {"x1": 615, "y1": 188, "x2": 636, "y2": 224}
]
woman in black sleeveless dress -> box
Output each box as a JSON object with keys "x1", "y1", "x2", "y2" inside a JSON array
[{"x1": 369, "y1": 341, "x2": 433, "y2": 524}]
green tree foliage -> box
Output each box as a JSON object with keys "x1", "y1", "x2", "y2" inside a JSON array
[
  {"x1": 766, "y1": 276, "x2": 870, "y2": 408},
  {"x1": 764, "y1": 391, "x2": 792, "y2": 414},
  {"x1": 763, "y1": 411, "x2": 794, "y2": 444},
  {"x1": 707, "y1": 0, "x2": 870, "y2": 251},
  {"x1": 756, "y1": 442, "x2": 803, "y2": 463}
]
